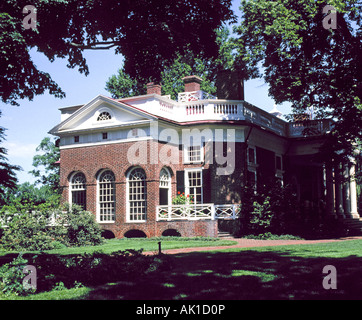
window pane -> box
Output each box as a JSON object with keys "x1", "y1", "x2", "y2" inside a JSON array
[
  {"x1": 128, "y1": 168, "x2": 147, "y2": 221},
  {"x1": 248, "y1": 148, "x2": 255, "y2": 163},
  {"x1": 187, "y1": 170, "x2": 203, "y2": 204},
  {"x1": 99, "y1": 170, "x2": 115, "y2": 222},
  {"x1": 97, "y1": 111, "x2": 112, "y2": 121},
  {"x1": 71, "y1": 172, "x2": 86, "y2": 210},
  {"x1": 187, "y1": 145, "x2": 201, "y2": 163}
]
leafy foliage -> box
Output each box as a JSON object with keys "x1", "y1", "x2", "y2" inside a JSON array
[
  {"x1": 0, "y1": 254, "x2": 35, "y2": 296},
  {"x1": 0, "y1": 204, "x2": 103, "y2": 251},
  {"x1": 239, "y1": 180, "x2": 299, "y2": 236},
  {"x1": 0, "y1": 123, "x2": 21, "y2": 205},
  {"x1": 1, "y1": 182, "x2": 60, "y2": 213},
  {"x1": 249, "y1": 197, "x2": 273, "y2": 234},
  {"x1": 0, "y1": 11, "x2": 65, "y2": 105},
  {"x1": 0, "y1": 0, "x2": 235, "y2": 105},
  {"x1": 106, "y1": 51, "x2": 218, "y2": 100},
  {"x1": 52, "y1": 205, "x2": 104, "y2": 247},
  {"x1": 29, "y1": 137, "x2": 60, "y2": 192},
  {"x1": 105, "y1": 68, "x2": 145, "y2": 99},
  {"x1": 0, "y1": 250, "x2": 173, "y2": 296},
  {"x1": 105, "y1": 26, "x2": 238, "y2": 100},
  {"x1": 172, "y1": 192, "x2": 194, "y2": 205},
  {"x1": 234, "y1": 0, "x2": 362, "y2": 158},
  {"x1": 0, "y1": 211, "x2": 56, "y2": 251}
]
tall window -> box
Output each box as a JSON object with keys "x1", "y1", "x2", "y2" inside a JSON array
[
  {"x1": 247, "y1": 146, "x2": 257, "y2": 190},
  {"x1": 185, "y1": 169, "x2": 203, "y2": 204},
  {"x1": 128, "y1": 168, "x2": 147, "y2": 221},
  {"x1": 247, "y1": 146, "x2": 256, "y2": 164},
  {"x1": 70, "y1": 172, "x2": 86, "y2": 210},
  {"x1": 159, "y1": 168, "x2": 171, "y2": 205},
  {"x1": 98, "y1": 170, "x2": 115, "y2": 222},
  {"x1": 275, "y1": 154, "x2": 284, "y2": 185}
]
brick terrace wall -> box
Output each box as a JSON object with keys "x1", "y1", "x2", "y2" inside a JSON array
[{"x1": 60, "y1": 139, "x2": 245, "y2": 238}]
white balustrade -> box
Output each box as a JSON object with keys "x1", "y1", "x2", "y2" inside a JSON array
[
  {"x1": 178, "y1": 90, "x2": 217, "y2": 102},
  {"x1": 156, "y1": 203, "x2": 241, "y2": 221},
  {"x1": 151, "y1": 93, "x2": 332, "y2": 138},
  {"x1": 214, "y1": 204, "x2": 241, "y2": 219}
]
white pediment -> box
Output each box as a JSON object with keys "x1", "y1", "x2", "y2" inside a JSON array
[{"x1": 50, "y1": 95, "x2": 156, "y2": 134}]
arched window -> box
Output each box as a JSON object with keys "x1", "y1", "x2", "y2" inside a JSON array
[
  {"x1": 159, "y1": 167, "x2": 171, "y2": 206},
  {"x1": 98, "y1": 170, "x2": 115, "y2": 222},
  {"x1": 70, "y1": 172, "x2": 86, "y2": 210},
  {"x1": 127, "y1": 168, "x2": 147, "y2": 222},
  {"x1": 97, "y1": 111, "x2": 112, "y2": 121}
]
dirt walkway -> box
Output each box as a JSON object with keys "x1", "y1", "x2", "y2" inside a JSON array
[{"x1": 154, "y1": 236, "x2": 362, "y2": 255}]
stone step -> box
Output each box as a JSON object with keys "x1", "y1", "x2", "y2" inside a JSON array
[
  {"x1": 341, "y1": 218, "x2": 362, "y2": 234},
  {"x1": 217, "y1": 231, "x2": 234, "y2": 238}
]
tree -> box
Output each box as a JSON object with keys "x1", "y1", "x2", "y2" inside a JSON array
[
  {"x1": 0, "y1": 123, "x2": 21, "y2": 205},
  {"x1": 1, "y1": 182, "x2": 60, "y2": 212},
  {"x1": 0, "y1": 11, "x2": 65, "y2": 106},
  {"x1": 106, "y1": 52, "x2": 218, "y2": 100},
  {"x1": 105, "y1": 26, "x2": 237, "y2": 100},
  {"x1": 0, "y1": 0, "x2": 235, "y2": 106},
  {"x1": 105, "y1": 69, "x2": 144, "y2": 99},
  {"x1": 234, "y1": 0, "x2": 362, "y2": 158},
  {"x1": 29, "y1": 137, "x2": 60, "y2": 192}
]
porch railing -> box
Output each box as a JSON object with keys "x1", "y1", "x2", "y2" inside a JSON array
[{"x1": 156, "y1": 203, "x2": 241, "y2": 221}]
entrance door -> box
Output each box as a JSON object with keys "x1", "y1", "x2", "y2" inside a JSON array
[{"x1": 159, "y1": 188, "x2": 169, "y2": 205}]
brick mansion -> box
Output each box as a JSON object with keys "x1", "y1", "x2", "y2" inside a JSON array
[{"x1": 49, "y1": 74, "x2": 360, "y2": 238}]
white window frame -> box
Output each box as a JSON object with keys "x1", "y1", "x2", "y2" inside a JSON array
[
  {"x1": 275, "y1": 154, "x2": 283, "y2": 171},
  {"x1": 247, "y1": 146, "x2": 256, "y2": 165},
  {"x1": 97, "y1": 169, "x2": 116, "y2": 223},
  {"x1": 97, "y1": 111, "x2": 112, "y2": 121},
  {"x1": 159, "y1": 167, "x2": 172, "y2": 206},
  {"x1": 275, "y1": 154, "x2": 284, "y2": 185},
  {"x1": 93, "y1": 107, "x2": 115, "y2": 126},
  {"x1": 247, "y1": 145, "x2": 258, "y2": 190},
  {"x1": 126, "y1": 167, "x2": 147, "y2": 223},
  {"x1": 184, "y1": 141, "x2": 204, "y2": 164},
  {"x1": 184, "y1": 168, "x2": 203, "y2": 204},
  {"x1": 247, "y1": 168, "x2": 257, "y2": 190},
  {"x1": 69, "y1": 172, "x2": 86, "y2": 209}
]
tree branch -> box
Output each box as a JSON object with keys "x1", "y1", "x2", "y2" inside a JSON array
[{"x1": 69, "y1": 41, "x2": 119, "y2": 50}]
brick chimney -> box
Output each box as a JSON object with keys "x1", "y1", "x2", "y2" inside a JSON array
[
  {"x1": 146, "y1": 82, "x2": 162, "y2": 95},
  {"x1": 182, "y1": 75, "x2": 203, "y2": 92}
]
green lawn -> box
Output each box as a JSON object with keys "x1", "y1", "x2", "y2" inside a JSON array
[
  {"x1": 0, "y1": 237, "x2": 236, "y2": 257},
  {"x1": 3, "y1": 238, "x2": 362, "y2": 300}
]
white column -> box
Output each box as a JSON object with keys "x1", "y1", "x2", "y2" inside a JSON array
[
  {"x1": 343, "y1": 163, "x2": 351, "y2": 217},
  {"x1": 335, "y1": 163, "x2": 345, "y2": 218},
  {"x1": 349, "y1": 163, "x2": 360, "y2": 218},
  {"x1": 325, "y1": 165, "x2": 336, "y2": 218}
]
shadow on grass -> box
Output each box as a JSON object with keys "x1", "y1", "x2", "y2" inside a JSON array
[{"x1": 79, "y1": 250, "x2": 362, "y2": 300}]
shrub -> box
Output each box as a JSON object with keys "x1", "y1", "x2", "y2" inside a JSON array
[
  {"x1": 243, "y1": 232, "x2": 303, "y2": 240},
  {"x1": 0, "y1": 254, "x2": 36, "y2": 296},
  {"x1": 249, "y1": 197, "x2": 273, "y2": 234},
  {"x1": 239, "y1": 180, "x2": 299, "y2": 236},
  {"x1": 0, "y1": 212, "x2": 56, "y2": 251},
  {"x1": 56, "y1": 205, "x2": 104, "y2": 247},
  {"x1": 0, "y1": 204, "x2": 104, "y2": 251},
  {"x1": 31, "y1": 249, "x2": 170, "y2": 292}
]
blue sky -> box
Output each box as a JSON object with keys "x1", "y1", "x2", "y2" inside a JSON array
[{"x1": 1, "y1": 1, "x2": 291, "y2": 184}]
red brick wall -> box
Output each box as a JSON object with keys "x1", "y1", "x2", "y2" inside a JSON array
[{"x1": 60, "y1": 139, "x2": 245, "y2": 238}]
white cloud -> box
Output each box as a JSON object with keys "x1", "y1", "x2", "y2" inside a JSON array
[
  {"x1": 3, "y1": 141, "x2": 38, "y2": 159},
  {"x1": 2, "y1": 141, "x2": 39, "y2": 183}
]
